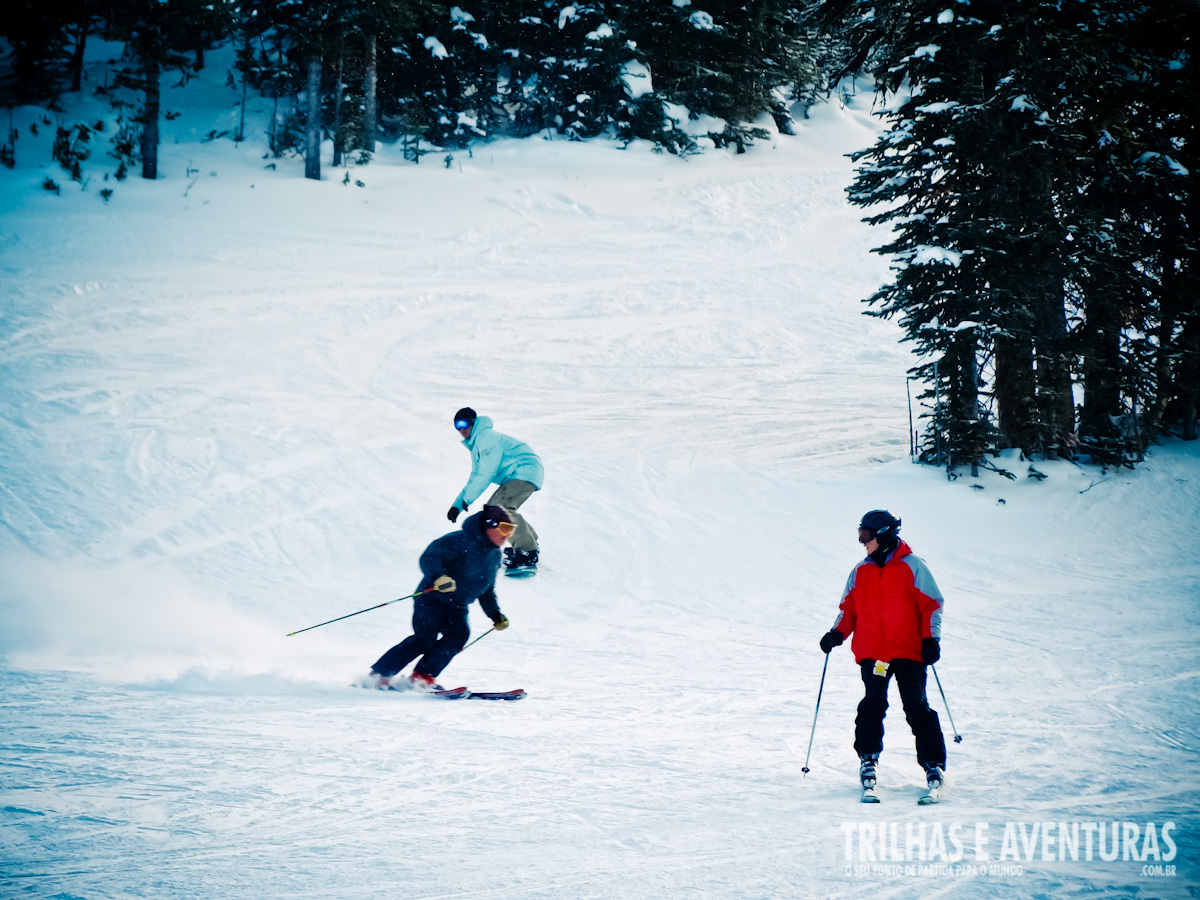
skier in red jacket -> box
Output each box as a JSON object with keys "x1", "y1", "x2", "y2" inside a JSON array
[{"x1": 819, "y1": 510, "x2": 948, "y2": 799}]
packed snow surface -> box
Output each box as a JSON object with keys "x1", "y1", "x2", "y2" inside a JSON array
[{"x1": 1, "y1": 46, "x2": 1197, "y2": 900}]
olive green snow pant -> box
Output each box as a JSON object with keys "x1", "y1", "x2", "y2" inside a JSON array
[{"x1": 485, "y1": 479, "x2": 539, "y2": 552}]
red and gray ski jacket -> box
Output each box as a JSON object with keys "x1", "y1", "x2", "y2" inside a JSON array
[{"x1": 832, "y1": 540, "x2": 944, "y2": 665}]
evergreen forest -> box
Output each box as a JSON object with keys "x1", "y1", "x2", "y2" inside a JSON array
[{"x1": 1, "y1": 0, "x2": 1195, "y2": 472}]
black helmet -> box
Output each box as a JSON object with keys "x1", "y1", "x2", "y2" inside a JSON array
[{"x1": 859, "y1": 509, "x2": 901, "y2": 542}]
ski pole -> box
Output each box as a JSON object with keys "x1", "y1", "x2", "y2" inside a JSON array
[
  {"x1": 458, "y1": 626, "x2": 495, "y2": 653},
  {"x1": 801, "y1": 653, "x2": 830, "y2": 775},
  {"x1": 286, "y1": 587, "x2": 433, "y2": 636},
  {"x1": 931, "y1": 665, "x2": 963, "y2": 743}
]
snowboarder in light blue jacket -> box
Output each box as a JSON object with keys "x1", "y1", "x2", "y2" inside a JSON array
[{"x1": 447, "y1": 408, "x2": 544, "y2": 574}]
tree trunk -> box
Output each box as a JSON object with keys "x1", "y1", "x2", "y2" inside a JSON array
[
  {"x1": 1078, "y1": 312, "x2": 1123, "y2": 447},
  {"x1": 70, "y1": 23, "x2": 88, "y2": 92},
  {"x1": 1148, "y1": 314, "x2": 1176, "y2": 433},
  {"x1": 237, "y1": 74, "x2": 247, "y2": 141},
  {"x1": 268, "y1": 36, "x2": 283, "y2": 153},
  {"x1": 140, "y1": 58, "x2": 160, "y2": 180},
  {"x1": 955, "y1": 336, "x2": 981, "y2": 424},
  {"x1": 994, "y1": 336, "x2": 1036, "y2": 453},
  {"x1": 1034, "y1": 288, "x2": 1075, "y2": 459},
  {"x1": 1179, "y1": 327, "x2": 1199, "y2": 441},
  {"x1": 946, "y1": 331, "x2": 983, "y2": 468},
  {"x1": 305, "y1": 54, "x2": 322, "y2": 180},
  {"x1": 1148, "y1": 216, "x2": 1196, "y2": 440},
  {"x1": 1178, "y1": 258, "x2": 1199, "y2": 442},
  {"x1": 363, "y1": 33, "x2": 378, "y2": 153},
  {"x1": 332, "y1": 53, "x2": 344, "y2": 167}
]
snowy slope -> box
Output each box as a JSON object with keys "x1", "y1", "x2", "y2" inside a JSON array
[{"x1": 1, "y1": 45, "x2": 1197, "y2": 900}]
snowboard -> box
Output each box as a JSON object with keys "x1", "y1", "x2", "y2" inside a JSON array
[{"x1": 503, "y1": 566, "x2": 537, "y2": 578}]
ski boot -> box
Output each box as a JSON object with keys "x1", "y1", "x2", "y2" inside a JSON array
[
  {"x1": 360, "y1": 670, "x2": 391, "y2": 690},
  {"x1": 859, "y1": 753, "x2": 880, "y2": 803},
  {"x1": 919, "y1": 762, "x2": 946, "y2": 805},
  {"x1": 408, "y1": 671, "x2": 443, "y2": 692}
]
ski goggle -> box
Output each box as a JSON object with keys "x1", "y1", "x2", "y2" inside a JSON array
[
  {"x1": 489, "y1": 520, "x2": 517, "y2": 537},
  {"x1": 454, "y1": 419, "x2": 472, "y2": 430}
]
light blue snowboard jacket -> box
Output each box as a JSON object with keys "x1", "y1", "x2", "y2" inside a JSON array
[{"x1": 452, "y1": 416, "x2": 544, "y2": 511}]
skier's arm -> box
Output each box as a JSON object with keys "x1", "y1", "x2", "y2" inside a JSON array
[
  {"x1": 906, "y1": 557, "x2": 944, "y2": 639},
  {"x1": 833, "y1": 569, "x2": 859, "y2": 637},
  {"x1": 477, "y1": 585, "x2": 507, "y2": 628},
  {"x1": 821, "y1": 574, "x2": 857, "y2": 653},
  {"x1": 454, "y1": 441, "x2": 504, "y2": 510},
  {"x1": 418, "y1": 537, "x2": 461, "y2": 592}
]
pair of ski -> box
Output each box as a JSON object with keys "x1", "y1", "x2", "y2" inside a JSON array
[
  {"x1": 861, "y1": 782, "x2": 944, "y2": 805},
  {"x1": 404, "y1": 685, "x2": 526, "y2": 701}
]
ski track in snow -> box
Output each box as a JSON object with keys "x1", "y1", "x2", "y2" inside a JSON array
[{"x1": 1, "y1": 45, "x2": 1199, "y2": 900}]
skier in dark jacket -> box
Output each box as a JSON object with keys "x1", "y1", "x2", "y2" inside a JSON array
[
  {"x1": 365, "y1": 506, "x2": 514, "y2": 690},
  {"x1": 819, "y1": 510, "x2": 948, "y2": 799}
]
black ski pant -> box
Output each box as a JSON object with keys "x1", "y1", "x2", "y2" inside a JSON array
[
  {"x1": 854, "y1": 658, "x2": 947, "y2": 768},
  {"x1": 371, "y1": 596, "x2": 470, "y2": 679}
]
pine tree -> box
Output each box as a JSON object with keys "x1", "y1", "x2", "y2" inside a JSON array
[
  {"x1": 1123, "y1": 1, "x2": 1198, "y2": 445},
  {"x1": 104, "y1": 0, "x2": 231, "y2": 179},
  {"x1": 1050, "y1": 0, "x2": 1196, "y2": 460},
  {"x1": 1, "y1": 0, "x2": 76, "y2": 104},
  {"x1": 845, "y1": 0, "x2": 1195, "y2": 470},
  {"x1": 621, "y1": 0, "x2": 823, "y2": 146},
  {"x1": 241, "y1": 0, "x2": 349, "y2": 178},
  {"x1": 847, "y1": 1, "x2": 1009, "y2": 468}
]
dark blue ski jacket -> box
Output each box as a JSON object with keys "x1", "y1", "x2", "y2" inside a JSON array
[{"x1": 416, "y1": 511, "x2": 503, "y2": 619}]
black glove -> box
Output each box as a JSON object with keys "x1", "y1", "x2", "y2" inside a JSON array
[
  {"x1": 447, "y1": 506, "x2": 460, "y2": 523},
  {"x1": 819, "y1": 629, "x2": 845, "y2": 654},
  {"x1": 921, "y1": 637, "x2": 941, "y2": 665}
]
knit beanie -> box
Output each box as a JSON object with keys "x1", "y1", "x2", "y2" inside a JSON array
[{"x1": 482, "y1": 505, "x2": 513, "y2": 528}]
